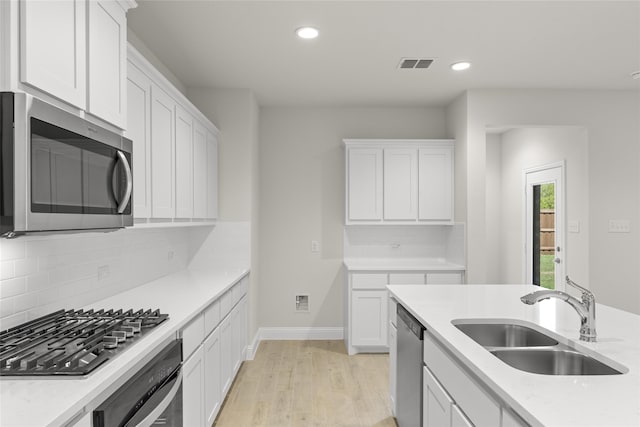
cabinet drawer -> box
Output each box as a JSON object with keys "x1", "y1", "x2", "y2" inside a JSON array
[
  {"x1": 351, "y1": 273, "x2": 388, "y2": 289},
  {"x1": 389, "y1": 273, "x2": 425, "y2": 285},
  {"x1": 426, "y1": 272, "x2": 463, "y2": 285},
  {"x1": 232, "y1": 281, "x2": 243, "y2": 305},
  {"x1": 424, "y1": 333, "x2": 500, "y2": 427},
  {"x1": 182, "y1": 314, "x2": 205, "y2": 359},
  {"x1": 204, "y1": 299, "x2": 221, "y2": 336}
]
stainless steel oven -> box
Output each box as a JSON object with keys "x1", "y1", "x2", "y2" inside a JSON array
[
  {"x1": 0, "y1": 92, "x2": 133, "y2": 237},
  {"x1": 93, "y1": 339, "x2": 183, "y2": 427}
]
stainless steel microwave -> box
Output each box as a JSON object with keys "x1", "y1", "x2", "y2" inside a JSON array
[{"x1": 0, "y1": 92, "x2": 133, "y2": 237}]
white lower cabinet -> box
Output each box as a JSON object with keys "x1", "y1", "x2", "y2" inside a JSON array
[
  {"x1": 389, "y1": 321, "x2": 397, "y2": 416},
  {"x1": 351, "y1": 290, "x2": 388, "y2": 347},
  {"x1": 183, "y1": 346, "x2": 205, "y2": 427},
  {"x1": 181, "y1": 275, "x2": 248, "y2": 426},
  {"x1": 347, "y1": 270, "x2": 464, "y2": 354},
  {"x1": 204, "y1": 328, "x2": 222, "y2": 426},
  {"x1": 423, "y1": 366, "x2": 452, "y2": 427},
  {"x1": 421, "y1": 332, "x2": 529, "y2": 427}
]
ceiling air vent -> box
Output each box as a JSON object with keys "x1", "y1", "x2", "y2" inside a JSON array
[{"x1": 399, "y1": 58, "x2": 434, "y2": 69}]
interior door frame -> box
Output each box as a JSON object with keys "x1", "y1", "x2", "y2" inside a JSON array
[{"x1": 523, "y1": 161, "x2": 566, "y2": 291}]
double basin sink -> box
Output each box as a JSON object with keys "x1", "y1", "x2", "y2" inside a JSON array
[{"x1": 452, "y1": 321, "x2": 625, "y2": 375}]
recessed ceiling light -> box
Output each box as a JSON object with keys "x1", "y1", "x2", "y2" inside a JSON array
[
  {"x1": 451, "y1": 61, "x2": 471, "y2": 71},
  {"x1": 296, "y1": 27, "x2": 319, "y2": 39}
]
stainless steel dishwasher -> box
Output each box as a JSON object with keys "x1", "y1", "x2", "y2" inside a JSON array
[{"x1": 396, "y1": 304, "x2": 425, "y2": 427}]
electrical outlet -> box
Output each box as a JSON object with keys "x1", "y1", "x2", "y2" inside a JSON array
[
  {"x1": 608, "y1": 219, "x2": 630, "y2": 233},
  {"x1": 97, "y1": 265, "x2": 110, "y2": 281},
  {"x1": 167, "y1": 250, "x2": 175, "y2": 260},
  {"x1": 311, "y1": 240, "x2": 320, "y2": 253}
]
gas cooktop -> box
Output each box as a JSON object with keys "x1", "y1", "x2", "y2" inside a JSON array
[{"x1": 0, "y1": 308, "x2": 168, "y2": 376}]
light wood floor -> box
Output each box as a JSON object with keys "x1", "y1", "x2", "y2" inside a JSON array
[{"x1": 213, "y1": 340, "x2": 398, "y2": 427}]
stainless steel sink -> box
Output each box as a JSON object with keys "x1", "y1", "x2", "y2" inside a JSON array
[
  {"x1": 451, "y1": 319, "x2": 626, "y2": 376},
  {"x1": 454, "y1": 323, "x2": 559, "y2": 348},
  {"x1": 490, "y1": 348, "x2": 624, "y2": 375}
]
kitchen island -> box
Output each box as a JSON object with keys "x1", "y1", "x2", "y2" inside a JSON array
[{"x1": 388, "y1": 284, "x2": 640, "y2": 427}]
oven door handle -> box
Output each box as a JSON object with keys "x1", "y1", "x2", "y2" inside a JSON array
[
  {"x1": 113, "y1": 150, "x2": 133, "y2": 214},
  {"x1": 125, "y1": 368, "x2": 182, "y2": 427}
]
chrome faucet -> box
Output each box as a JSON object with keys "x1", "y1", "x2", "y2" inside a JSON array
[{"x1": 520, "y1": 276, "x2": 596, "y2": 342}]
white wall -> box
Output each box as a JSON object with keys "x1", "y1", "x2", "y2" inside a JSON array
[
  {"x1": 485, "y1": 127, "x2": 589, "y2": 286},
  {"x1": 0, "y1": 227, "x2": 210, "y2": 329},
  {"x1": 258, "y1": 106, "x2": 446, "y2": 328},
  {"x1": 186, "y1": 87, "x2": 259, "y2": 341},
  {"x1": 457, "y1": 89, "x2": 639, "y2": 314}
]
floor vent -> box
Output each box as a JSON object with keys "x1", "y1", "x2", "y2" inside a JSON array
[
  {"x1": 295, "y1": 295, "x2": 310, "y2": 312},
  {"x1": 399, "y1": 58, "x2": 434, "y2": 69}
]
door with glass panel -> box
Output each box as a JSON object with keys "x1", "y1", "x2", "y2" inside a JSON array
[{"x1": 525, "y1": 163, "x2": 564, "y2": 290}]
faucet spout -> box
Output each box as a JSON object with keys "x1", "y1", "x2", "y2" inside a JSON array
[{"x1": 520, "y1": 276, "x2": 596, "y2": 342}]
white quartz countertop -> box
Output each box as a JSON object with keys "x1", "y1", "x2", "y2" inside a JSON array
[
  {"x1": 0, "y1": 267, "x2": 249, "y2": 427},
  {"x1": 343, "y1": 258, "x2": 465, "y2": 271},
  {"x1": 387, "y1": 284, "x2": 640, "y2": 427}
]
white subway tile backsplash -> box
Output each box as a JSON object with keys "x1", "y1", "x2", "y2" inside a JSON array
[
  {"x1": 0, "y1": 277, "x2": 26, "y2": 298},
  {"x1": 1, "y1": 261, "x2": 15, "y2": 280},
  {"x1": 0, "y1": 240, "x2": 26, "y2": 261},
  {"x1": 0, "y1": 227, "x2": 201, "y2": 330}
]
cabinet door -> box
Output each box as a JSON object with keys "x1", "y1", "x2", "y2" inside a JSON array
[
  {"x1": 20, "y1": 0, "x2": 86, "y2": 108},
  {"x1": 451, "y1": 405, "x2": 473, "y2": 427},
  {"x1": 125, "y1": 62, "x2": 151, "y2": 218},
  {"x1": 220, "y1": 315, "x2": 233, "y2": 396},
  {"x1": 150, "y1": 84, "x2": 175, "y2": 218},
  {"x1": 384, "y1": 149, "x2": 418, "y2": 220},
  {"x1": 419, "y1": 147, "x2": 453, "y2": 221},
  {"x1": 192, "y1": 122, "x2": 208, "y2": 218},
  {"x1": 389, "y1": 322, "x2": 397, "y2": 416},
  {"x1": 426, "y1": 273, "x2": 463, "y2": 285},
  {"x1": 347, "y1": 148, "x2": 383, "y2": 221},
  {"x1": 175, "y1": 106, "x2": 194, "y2": 218},
  {"x1": 423, "y1": 366, "x2": 453, "y2": 427},
  {"x1": 204, "y1": 328, "x2": 222, "y2": 426},
  {"x1": 351, "y1": 290, "x2": 388, "y2": 347},
  {"x1": 87, "y1": 0, "x2": 126, "y2": 128},
  {"x1": 183, "y1": 346, "x2": 205, "y2": 427},
  {"x1": 206, "y1": 131, "x2": 219, "y2": 219}
]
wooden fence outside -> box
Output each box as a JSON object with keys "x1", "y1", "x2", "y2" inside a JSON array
[{"x1": 540, "y1": 209, "x2": 555, "y2": 255}]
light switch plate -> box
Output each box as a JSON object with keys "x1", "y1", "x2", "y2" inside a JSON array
[
  {"x1": 608, "y1": 219, "x2": 630, "y2": 233},
  {"x1": 568, "y1": 220, "x2": 580, "y2": 233}
]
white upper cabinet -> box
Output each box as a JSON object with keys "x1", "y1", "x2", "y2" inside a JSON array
[
  {"x1": 384, "y1": 148, "x2": 418, "y2": 221},
  {"x1": 125, "y1": 61, "x2": 151, "y2": 218},
  {"x1": 12, "y1": 0, "x2": 133, "y2": 128},
  {"x1": 127, "y1": 45, "x2": 219, "y2": 225},
  {"x1": 20, "y1": 0, "x2": 87, "y2": 109},
  {"x1": 150, "y1": 83, "x2": 175, "y2": 219},
  {"x1": 193, "y1": 122, "x2": 208, "y2": 219},
  {"x1": 175, "y1": 105, "x2": 194, "y2": 219},
  {"x1": 347, "y1": 148, "x2": 383, "y2": 222},
  {"x1": 344, "y1": 140, "x2": 454, "y2": 225},
  {"x1": 419, "y1": 147, "x2": 453, "y2": 222},
  {"x1": 206, "y1": 131, "x2": 219, "y2": 220},
  {"x1": 87, "y1": 0, "x2": 127, "y2": 128}
]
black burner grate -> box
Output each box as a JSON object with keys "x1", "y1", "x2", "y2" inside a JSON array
[{"x1": 0, "y1": 308, "x2": 168, "y2": 376}]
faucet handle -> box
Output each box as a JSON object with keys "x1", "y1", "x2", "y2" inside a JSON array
[{"x1": 565, "y1": 276, "x2": 595, "y2": 302}]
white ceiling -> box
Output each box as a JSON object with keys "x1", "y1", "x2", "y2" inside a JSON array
[{"x1": 128, "y1": 1, "x2": 640, "y2": 107}]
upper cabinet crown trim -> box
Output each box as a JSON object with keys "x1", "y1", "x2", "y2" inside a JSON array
[
  {"x1": 127, "y1": 44, "x2": 219, "y2": 135},
  {"x1": 344, "y1": 139, "x2": 455, "y2": 149}
]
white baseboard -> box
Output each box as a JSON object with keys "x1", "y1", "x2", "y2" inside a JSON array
[{"x1": 245, "y1": 327, "x2": 344, "y2": 360}]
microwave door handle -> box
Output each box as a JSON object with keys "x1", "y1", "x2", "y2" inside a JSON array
[
  {"x1": 113, "y1": 150, "x2": 133, "y2": 213},
  {"x1": 125, "y1": 369, "x2": 183, "y2": 427}
]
